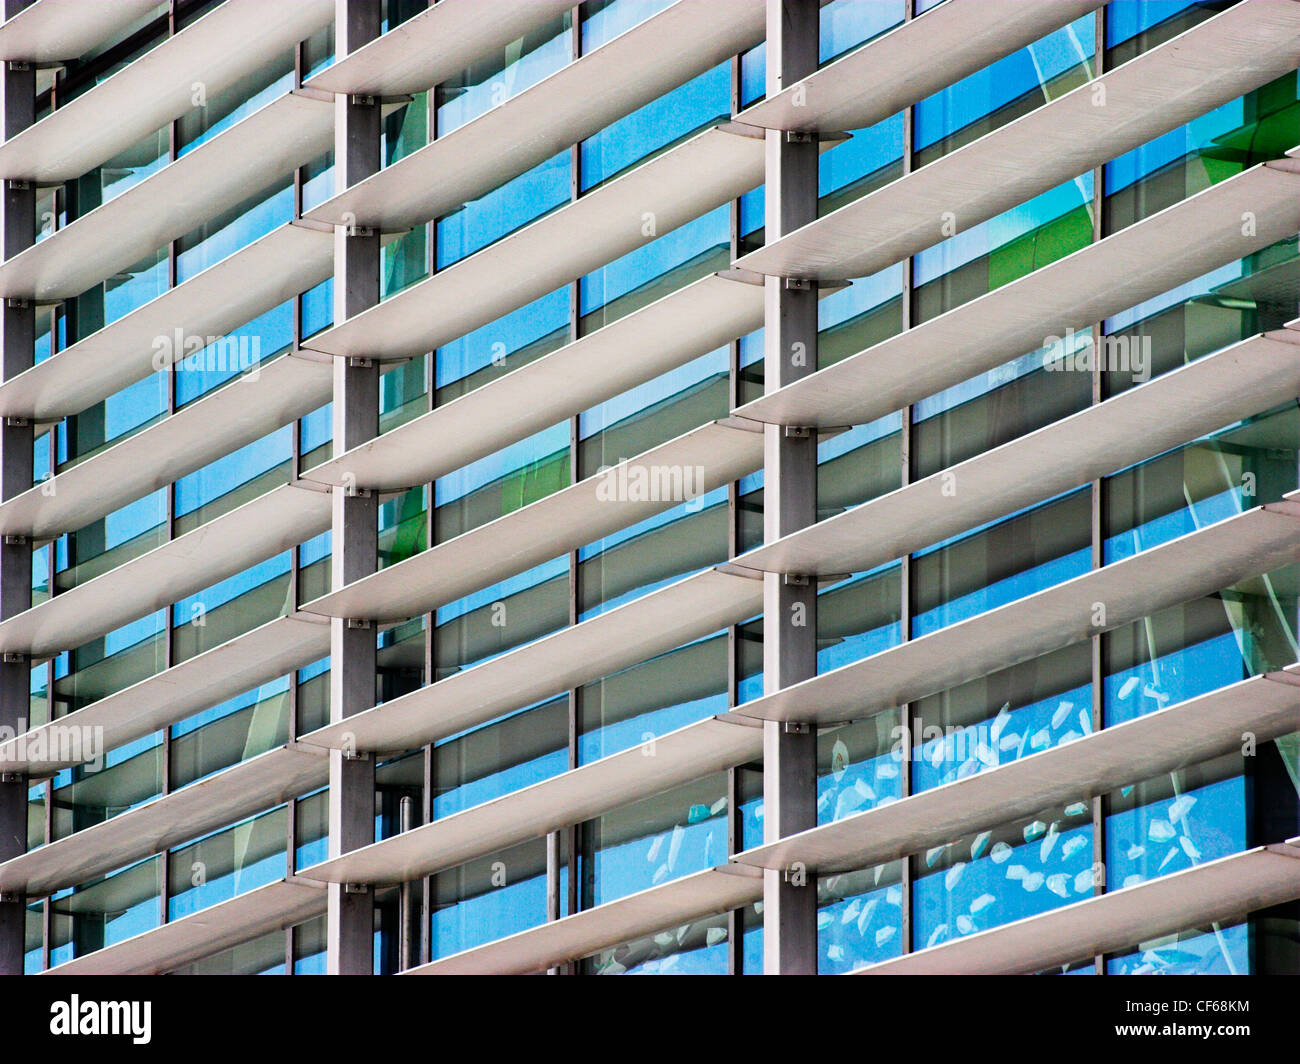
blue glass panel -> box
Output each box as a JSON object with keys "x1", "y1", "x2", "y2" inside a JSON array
[
  {"x1": 436, "y1": 287, "x2": 568, "y2": 392},
  {"x1": 580, "y1": 64, "x2": 728, "y2": 190},
  {"x1": 914, "y1": 804, "x2": 1093, "y2": 950},
  {"x1": 581, "y1": 0, "x2": 674, "y2": 53},
  {"x1": 819, "y1": 112, "x2": 904, "y2": 207},
  {"x1": 820, "y1": 0, "x2": 904, "y2": 63},
  {"x1": 173, "y1": 425, "x2": 293, "y2": 518},
  {"x1": 435, "y1": 152, "x2": 569, "y2": 269},
  {"x1": 1106, "y1": 0, "x2": 1205, "y2": 49},
  {"x1": 578, "y1": 632, "x2": 728, "y2": 764},
  {"x1": 176, "y1": 182, "x2": 294, "y2": 282},
  {"x1": 580, "y1": 204, "x2": 730, "y2": 324},
  {"x1": 913, "y1": 680, "x2": 1093, "y2": 793},
  {"x1": 1108, "y1": 922, "x2": 1249, "y2": 975},
  {"x1": 582, "y1": 776, "x2": 728, "y2": 907},
  {"x1": 431, "y1": 840, "x2": 548, "y2": 957},
  {"x1": 1107, "y1": 774, "x2": 1246, "y2": 891},
  {"x1": 914, "y1": 16, "x2": 1095, "y2": 154},
  {"x1": 819, "y1": 872, "x2": 904, "y2": 972},
  {"x1": 435, "y1": 17, "x2": 570, "y2": 135},
  {"x1": 173, "y1": 303, "x2": 291, "y2": 407},
  {"x1": 432, "y1": 696, "x2": 567, "y2": 818}
]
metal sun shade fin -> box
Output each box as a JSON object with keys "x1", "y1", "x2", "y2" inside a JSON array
[
  {"x1": 736, "y1": 331, "x2": 1300, "y2": 579},
  {"x1": 853, "y1": 838, "x2": 1300, "y2": 975},
  {"x1": 302, "y1": 419, "x2": 765, "y2": 624},
  {"x1": 404, "y1": 671, "x2": 1300, "y2": 976},
  {"x1": 739, "y1": 0, "x2": 1102, "y2": 134},
  {"x1": 297, "y1": 718, "x2": 762, "y2": 888},
  {"x1": 737, "y1": 666, "x2": 1300, "y2": 876},
  {"x1": 0, "y1": 614, "x2": 331, "y2": 776},
  {"x1": 0, "y1": 221, "x2": 333, "y2": 422},
  {"x1": 0, "y1": 481, "x2": 332, "y2": 658},
  {"x1": 298, "y1": 566, "x2": 764, "y2": 755},
  {"x1": 303, "y1": 0, "x2": 577, "y2": 98},
  {"x1": 0, "y1": 354, "x2": 333, "y2": 541},
  {"x1": 299, "y1": 125, "x2": 768, "y2": 363},
  {"x1": 42, "y1": 878, "x2": 327, "y2": 976},
  {"x1": 0, "y1": 746, "x2": 328, "y2": 897},
  {"x1": 736, "y1": 1, "x2": 1300, "y2": 282},
  {"x1": 735, "y1": 161, "x2": 1300, "y2": 430},
  {"x1": 0, "y1": 0, "x2": 335, "y2": 184},
  {"x1": 305, "y1": 0, "x2": 770, "y2": 233},
  {"x1": 303, "y1": 273, "x2": 767, "y2": 493},
  {"x1": 0, "y1": 90, "x2": 335, "y2": 302},
  {"x1": 0, "y1": 0, "x2": 162, "y2": 64},
  {"x1": 734, "y1": 498, "x2": 1300, "y2": 727}
]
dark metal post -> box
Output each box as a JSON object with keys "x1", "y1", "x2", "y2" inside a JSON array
[
  {"x1": 761, "y1": 0, "x2": 820, "y2": 976},
  {"x1": 326, "y1": 0, "x2": 381, "y2": 976},
  {"x1": 0, "y1": 26, "x2": 35, "y2": 974}
]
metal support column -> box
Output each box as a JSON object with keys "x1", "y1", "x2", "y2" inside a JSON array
[
  {"x1": 761, "y1": 0, "x2": 819, "y2": 976},
  {"x1": 326, "y1": 0, "x2": 381, "y2": 977},
  {"x1": 0, "y1": 29, "x2": 35, "y2": 975}
]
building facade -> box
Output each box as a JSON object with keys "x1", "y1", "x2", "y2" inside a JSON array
[{"x1": 0, "y1": 0, "x2": 1297, "y2": 975}]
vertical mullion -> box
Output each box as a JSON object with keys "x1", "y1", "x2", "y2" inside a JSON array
[
  {"x1": 160, "y1": 0, "x2": 178, "y2": 924},
  {"x1": 1090, "y1": 0, "x2": 1109, "y2": 977},
  {"x1": 420, "y1": 71, "x2": 439, "y2": 971},
  {"x1": 159, "y1": 14, "x2": 179, "y2": 932},
  {"x1": 283, "y1": 34, "x2": 307, "y2": 977},
  {"x1": 159, "y1": 115, "x2": 176, "y2": 918},
  {"x1": 420, "y1": 742, "x2": 434, "y2": 966},
  {"x1": 726, "y1": 48, "x2": 744, "y2": 978},
  {"x1": 897, "y1": 0, "x2": 916, "y2": 958},
  {"x1": 760, "y1": 0, "x2": 820, "y2": 977},
  {"x1": 40, "y1": 775, "x2": 51, "y2": 970},
  {"x1": 325, "y1": 0, "x2": 382, "y2": 977},
  {"x1": 0, "y1": 35, "x2": 36, "y2": 975},
  {"x1": 548, "y1": 6, "x2": 582, "y2": 971}
]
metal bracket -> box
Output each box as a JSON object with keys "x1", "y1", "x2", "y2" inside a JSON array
[
  {"x1": 0, "y1": 892, "x2": 21, "y2": 903},
  {"x1": 783, "y1": 721, "x2": 811, "y2": 735},
  {"x1": 346, "y1": 92, "x2": 412, "y2": 108},
  {"x1": 2, "y1": 652, "x2": 25, "y2": 664},
  {"x1": 5, "y1": 297, "x2": 28, "y2": 309},
  {"x1": 717, "y1": 414, "x2": 765, "y2": 434},
  {"x1": 342, "y1": 748, "x2": 370, "y2": 762},
  {"x1": 343, "y1": 225, "x2": 377, "y2": 238},
  {"x1": 0, "y1": 772, "x2": 23, "y2": 784},
  {"x1": 345, "y1": 617, "x2": 371, "y2": 630},
  {"x1": 6, "y1": 61, "x2": 30, "y2": 72},
  {"x1": 785, "y1": 130, "x2": 816, "y2": 144},
  {"x1": 783, "y1": 573, "x2": 809, "y2": 587},
  {"x1": 5, "y1": 179, "x2": 29, "y2": 191},
  {"x1": 783, "y1": 277, "x2": 813, "y2": 291},
  {"x1": 783, "y1": 425, "x2": 812, "y2": 439},
  {"x1": 288, "y1": 477, "x2": 332, "y2": 495},
  {"x1": 712, "y1": 561, "x2": 765, "y2": 581},
  {"x1": 346, "y1": 356, "x2": 373, "y2": 368},
  {"x1": 3, "y1": 534, "x2": 27, "y2": 546},
  {"x1": 713, "y1": 713, "x2": 764, "y2": 730},
  {"x1": 714, "y1": 266, "x2": 765, "y2": 287},
  {"x1": 715, "y1": 120, "x2": 766, "y2": 141},
  {"x1": 341, "y1": 482, "x2": 372, "y2": 498},
  {"x1": 343, "y1": 883, "x2": 369, "y2": 894},
  {"x1": 5, "y1": 416, "x2": 28, "y2": 427}
]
